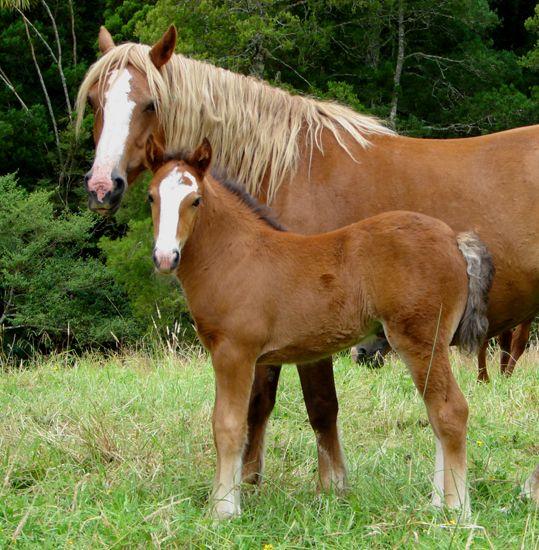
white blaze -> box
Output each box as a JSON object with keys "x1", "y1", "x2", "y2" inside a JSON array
[
  {"x1": 90, "y1": 69, "x2": 135, "y2": 197},
  {"x1": 156, "y1": 168, "x2": 198, "y2": 252}
]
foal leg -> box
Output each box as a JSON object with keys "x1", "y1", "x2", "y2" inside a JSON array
[
  {"x1": 477, "y1": 340, "x2": 490, "y2": 383},
  {"x1": 504, "y1": 320, "x2": 532, "y2": 376},
  {"x1": 498, "y1": 329, "x2": 513, "y2": 375},
  {"x1": 242, "y1": 365, "x2": 281, "y2": 484},
  {"x1": 211, "y1": 346, "x2": 255, "y2": 519},
  {"x1": 297, "y1": 357, "x2": 347, "y2": 492},
  {"x1": 385, "y1": 324, "x2": 469, "y2": 513}
]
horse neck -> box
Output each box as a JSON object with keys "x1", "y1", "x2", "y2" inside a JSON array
[{"x1": 178, "y1": 178, "x2": 269, "y2": 285}]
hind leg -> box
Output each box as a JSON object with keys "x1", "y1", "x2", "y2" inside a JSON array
[
  {"x1": 297, "y1": 357, "x2": 347, "y2": 492},
  {"x1": 477, "y1": 340, "x2": 489, "y2": 383},
  {"x1": 504, "y1": 320, "x2": 532, "y2": 376},
  {"x1": 384, "y1": 323, "x2": 470, "y2": 514},
  {"x1": 242, "y1": 365, "x2": 281, "y2": 484},
  {"x1": 498, "y1": 329, "x2": 513, "y2": 375}
]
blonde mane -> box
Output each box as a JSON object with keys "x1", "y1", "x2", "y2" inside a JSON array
[{"x1": 76, "y1": 43, "x2": 394, "y2": 201}]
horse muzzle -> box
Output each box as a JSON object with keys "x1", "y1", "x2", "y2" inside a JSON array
[
  {"x1": 153, "y1": 247, "x2": 180, "y2": 274},
  {"x1": 84, "y1": 169, "x2": 126, "y2": 215}
]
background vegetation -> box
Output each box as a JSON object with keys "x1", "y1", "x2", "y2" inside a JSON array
[{"x1": 1, "y1": 0, "x2": 539, "y2": 355}]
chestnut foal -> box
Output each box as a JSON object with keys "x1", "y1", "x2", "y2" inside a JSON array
[{"x1": 149, "y1": 140, "x2": 494, "y2": 519}]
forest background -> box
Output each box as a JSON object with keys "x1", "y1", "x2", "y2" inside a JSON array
[{"x1": 1, "y1": 0, "x2": 538, "y2": 357}]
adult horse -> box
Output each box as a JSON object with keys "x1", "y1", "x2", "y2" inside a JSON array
[
  {"x1": 354, "y1": 320, "x2": 534, "y2": 383},
  {"x1": 77, "y1": 26, "x2": 539, "y2": 492}
]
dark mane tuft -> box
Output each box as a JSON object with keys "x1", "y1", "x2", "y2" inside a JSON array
[
  {"x1": 216, "y1": 175, "x2": 286, "y2": 232},
  {"x1": 163, "y1": 152, "x2": 286, "y2": 231}
]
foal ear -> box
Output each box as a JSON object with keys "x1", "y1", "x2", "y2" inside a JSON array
[
  {"x1": 145, "y1": 136, "x2": 166, "y2": 172},
  {"x1": 150, "y1": 25, "x2": 177, "y2": 69},
  {"x1": 189, "y1": 138, "x2": 212, "y2": 175},
  {"x1": 98, "y1": 26, "x2": 115, "y2": 54}
]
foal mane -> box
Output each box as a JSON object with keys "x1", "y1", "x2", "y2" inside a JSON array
[
  {"x1": 216, "y1": 176, "x2": 286, "y2": 232},
  {"x1": 76, "y1": 42, "x2": 394, "y2": 201}
]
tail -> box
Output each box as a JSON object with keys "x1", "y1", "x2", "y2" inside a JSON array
[{"x1": 454, "y1": 232, "x2": 495, "y2": 354}]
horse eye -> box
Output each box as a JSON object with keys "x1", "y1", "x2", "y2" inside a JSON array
[
  {"x1": 148, "y1": 194, "x2": 154, "y2": 203},
  {"x1": 145, "y1": 101, "x2": 156, "y2": 113},
  {"x1": 192, "y1": 197, "x2": 201, "y2": 207}
]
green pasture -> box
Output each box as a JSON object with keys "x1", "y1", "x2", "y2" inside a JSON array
[{"x1": 0, "y1": 348, "x2": 537, "y2": 548}]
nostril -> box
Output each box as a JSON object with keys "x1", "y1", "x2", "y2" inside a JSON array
[
  {"x1": 171, "y1": 250, "x2": 180, "y2": 266},
  {"x1": 83, "y1": 171, "x2": 92, "y2": 191},
  {"x1": 152, "y1": 250, "x2": 159, "y2": 266},
  {"x1": 114, "y1": 176, "x2": 125, "y2": 192}
]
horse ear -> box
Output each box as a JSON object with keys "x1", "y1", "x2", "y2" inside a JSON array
[
  {"x1": 189, "y1": 138, "x2": 212, "y2": 175},
  {"x1": 145, "y1": 136, "x2": 165, "y2": 172},
  {"x1": 149, "y1": 25, "x2": 177, "y2": 69},
  {"x1": 98, "y1": 26, "x2": 115, "y2": 54}
]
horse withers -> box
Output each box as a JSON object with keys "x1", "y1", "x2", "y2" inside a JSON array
[{"x1": 147, "y1": 139, "x2": 494, "y2": 519}]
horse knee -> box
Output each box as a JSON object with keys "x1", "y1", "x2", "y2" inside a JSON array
[
  {"x1": 433, "y1": 395, "x2": 468, "y2": 445},
  {"x1": 307, "y1": 395, "x2": 339, "y2": 432}
]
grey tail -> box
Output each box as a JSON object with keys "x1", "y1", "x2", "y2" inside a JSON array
[{"x1": 454, "y1": 232, "x2": 495, "y2": 354}]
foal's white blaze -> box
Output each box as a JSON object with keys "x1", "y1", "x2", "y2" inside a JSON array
[
  {"x1": 155, "y1": 168, "x2": 198, "y2": 254},
  {"x1": 88, "y1": 69, "x2": 135, "y2": 201}
]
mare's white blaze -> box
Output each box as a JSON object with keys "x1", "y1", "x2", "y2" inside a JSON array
[
  {"x1": 90, "y1": 69, "x2": 135, "y2": 196},
  {"x1": 156, "y1": 169, "x2": 198, "y2": 251}
]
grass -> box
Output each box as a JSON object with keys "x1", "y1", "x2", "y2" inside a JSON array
[{"x1": 0, "y1": 347, "x2": 537, "y2": 548}]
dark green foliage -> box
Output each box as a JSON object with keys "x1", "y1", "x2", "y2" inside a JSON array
[
  {"x1": 0, "y1": 1, "x2": 538, "y2": 353},
  {"x1": 0, "y1": 174, "x2": 138, "y2": 356}
]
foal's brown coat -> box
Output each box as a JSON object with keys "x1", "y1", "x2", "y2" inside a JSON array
[
  {"x1": 79, "y1": 29, "x2": 539, "y2": 494},
  {"x1": 149, "y1": 142, "x2": 493, "y2": 518}
]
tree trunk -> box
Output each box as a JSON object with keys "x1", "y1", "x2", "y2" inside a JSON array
[
  {"x1": 23, "y1": 18, "x2": 60, "y2": 155},
  {"x1": 67, "y1": 0, "x2": 77, "y2": 65},
  {"x1": 389, "y1": 0, "x2": 405, "y2": 128},
  {"x1": 40, "y1": 0, "x2": 72, "y2": 116},
  {"x1": 0, "y1": 64, "x2": 29, "y2": 110}
]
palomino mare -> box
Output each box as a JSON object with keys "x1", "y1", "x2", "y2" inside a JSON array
[
  {"x1": 76, "y1": 26, "x2": 539, "y2": 492},
  {"x1": 147, "y1": 139, "x2": 493, "y2": 518},
  {"x1": 353, "y1": 320, "x2": 533, "y2": 383}
]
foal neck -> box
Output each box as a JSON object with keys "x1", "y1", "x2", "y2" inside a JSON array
[{"x1": 179, "y1": 176, "x2": 282, "y2": 277}]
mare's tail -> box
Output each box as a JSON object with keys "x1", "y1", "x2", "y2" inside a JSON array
[{"x1": 454, "y1": 232, "x2": 495, "y2": 354}]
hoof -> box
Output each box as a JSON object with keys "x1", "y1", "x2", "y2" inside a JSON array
[
  {"x1": 212, "y1": 498, "x2": 241, "y2": 520},
  {"x1": 241, "y1": 460, "x2": 263, "y2": 486}
]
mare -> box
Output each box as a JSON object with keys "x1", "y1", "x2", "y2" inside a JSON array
[
  {"x1": 147, "y1": 139, "x2": 494, "y2": 518},
  {"x1": 76, "y1": 25, "x2": 539, "y2": 491},
  {"x1": 354, "y1": 320, "x2": 533, "y2": 382}
]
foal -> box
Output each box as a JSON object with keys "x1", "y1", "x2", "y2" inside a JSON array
[{"x1": 148, "y1": 139, "x2": 494, "y2": 519}]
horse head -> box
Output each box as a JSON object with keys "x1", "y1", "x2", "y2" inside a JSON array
[{"x1": 78, "y1": 26, "x2": 177, "y2": 215}]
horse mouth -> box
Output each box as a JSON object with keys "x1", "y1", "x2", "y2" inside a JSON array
[{"x1": 88, "y1": 200, "x2": 121, "y2": 216}]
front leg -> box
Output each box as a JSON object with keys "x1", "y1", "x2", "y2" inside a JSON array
[{"x1": 211, "y1": 343, "x2": 256, "y2": 519}]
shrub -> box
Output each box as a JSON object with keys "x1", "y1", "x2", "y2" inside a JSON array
[{"x1": 0, "y1": 173, "x2": 139, "y2": 357}]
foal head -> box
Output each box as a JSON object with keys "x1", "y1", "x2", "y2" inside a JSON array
[{"x1": 148, "y1": 139, "x2": 212, "y2": 273}]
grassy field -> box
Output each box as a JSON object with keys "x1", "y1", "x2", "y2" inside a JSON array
[{"x1": 0, "y1": 347, "x2": 537, "y2": 548}]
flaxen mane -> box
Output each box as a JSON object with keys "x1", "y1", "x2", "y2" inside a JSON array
[{"x1": 76, "y1": 43, "x2": 394, "y2": 201}]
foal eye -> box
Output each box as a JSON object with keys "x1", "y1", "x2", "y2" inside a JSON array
[
  {"x1": 192, "y1": 197, "x2": 201, "y2": 207},
  {"x1": 144, "y1": 101, "x2": 156, "y2": 113},
  {"x1": 148, "y1": 194, "x2": 154, "y2": 203}
]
